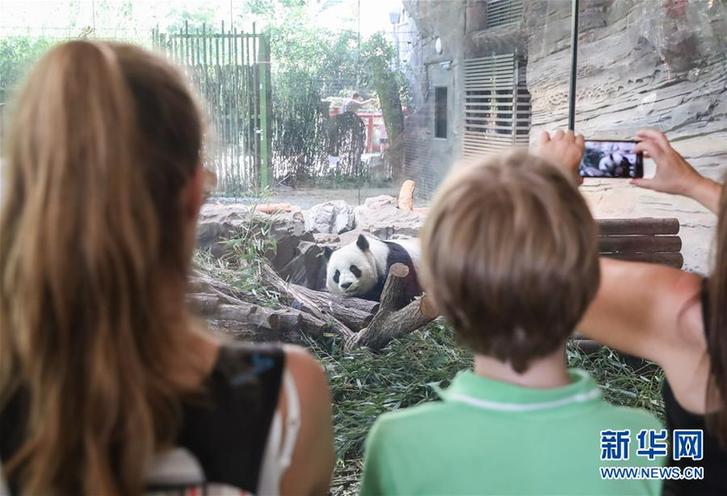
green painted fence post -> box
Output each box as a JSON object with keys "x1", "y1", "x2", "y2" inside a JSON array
[{"x1": 258, "y1": 33, "x2": 273, "y2": 190}]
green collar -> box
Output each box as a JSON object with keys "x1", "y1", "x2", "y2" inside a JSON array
[{"x1": 436, "y1": 368, "x2": 601, "y2": 412}]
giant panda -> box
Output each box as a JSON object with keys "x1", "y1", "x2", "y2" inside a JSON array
[{"x1": 324, "y1": 234, "x2": 422, "y2": 302}]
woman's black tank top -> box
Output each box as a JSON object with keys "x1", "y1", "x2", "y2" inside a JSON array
[
  {"x1": 662, "y1": 281, "x2": 727, "y2": 495},
  {"x1": 0, "y1": 342, "x2": 285, "y2": 494}
]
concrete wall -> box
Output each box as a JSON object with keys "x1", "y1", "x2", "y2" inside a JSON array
[
  {"x1": 400, "y1": 0, "x2": 468, "y2": 197},
  {"x1": 401, "y1": 0, "x2": 727, "y2": 273}
]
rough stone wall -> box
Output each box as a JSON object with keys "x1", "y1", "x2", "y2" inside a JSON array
[
  {"x1": 525, "y1": 0, "x2": 727, "y2": 272},
  {"x1": 401, "y1": 0, "x2": 727, "y2": 272}
]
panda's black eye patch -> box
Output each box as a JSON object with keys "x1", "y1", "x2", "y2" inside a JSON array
[
  {"x1": 333, "y1": 270, "x2": 340, "y2": 283},
  {"x1": 350, "y1": 265, "x2": 362, "y2": 278}
]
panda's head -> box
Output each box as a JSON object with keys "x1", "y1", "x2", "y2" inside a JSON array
[{"x1": 324, "y1": 235, "x2": 379, "y2": 297}]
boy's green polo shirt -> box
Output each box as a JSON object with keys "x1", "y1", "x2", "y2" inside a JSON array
[{"x1": 360, "y1": 368, "x2": 664, "y2": 495}]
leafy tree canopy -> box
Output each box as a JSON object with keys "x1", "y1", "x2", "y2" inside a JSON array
[
  {"x1": 164, "y1": 4, "x2": 217, "y2": 33},
  {"x1": 243, "y1": 0, "x2": 363, "y2": 97}
]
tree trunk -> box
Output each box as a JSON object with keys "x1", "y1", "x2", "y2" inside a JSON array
[
  {"x1": 188, "y1": 290, "x2": 327, "y2": 343},
  {"x1": 375, "y1": 76, "x2": 405, "y2": 181},
  {"x1": 351, "y1": 263, "x2": 439, "y2": 351}
]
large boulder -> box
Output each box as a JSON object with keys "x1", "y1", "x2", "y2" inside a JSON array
[
  {"x1": 278, "y1": 241, "x2": 328, "y2": 290},
  {"x1": 197, "y1": 203, "x2": 313, "y2": 270},
  {"x1": 353, "y1": 195, "x2": 425, "y2": 239},
  {"x1": 303, "y1": 200, "x2": 355, "y2": 234}
]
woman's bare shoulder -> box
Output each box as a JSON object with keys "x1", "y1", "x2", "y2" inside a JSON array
[
  {"x1": 282, "y1": 344, "x2": 330, "y2": 404},
  {"x1": 660, "y1": 270, "x2": 711, "y2": 414}
]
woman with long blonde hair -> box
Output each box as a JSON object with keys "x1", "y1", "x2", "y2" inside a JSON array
[{"x1": 0, "y1": 40, "x2": 334, "y2": 495}]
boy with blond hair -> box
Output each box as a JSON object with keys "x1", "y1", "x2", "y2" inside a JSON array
[{"x1": 360, "y1": 132, "x2": 664, "y2": 495}]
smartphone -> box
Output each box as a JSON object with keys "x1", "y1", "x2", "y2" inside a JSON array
[{"x1": 579, "y1": 140, "x2": 643, "y2": 179}]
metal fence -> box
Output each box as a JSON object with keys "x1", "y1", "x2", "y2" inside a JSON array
[
  {"x1": 152, "y1": 22, "x2": 272, "y2": 195},
  {"x1": 463, "y1": 54, "x2": 531, "y2": 158},
  {"x1": 485, "y1": 0, "x2": 524, "y2": 29}
]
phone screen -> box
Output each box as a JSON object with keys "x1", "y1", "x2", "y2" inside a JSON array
[{"x1": 579, "y1": 140, "x2": 643, "y2": 178}]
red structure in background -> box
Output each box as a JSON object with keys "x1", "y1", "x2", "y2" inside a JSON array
[{"x1": 329, "y1": 107, "x2": 389, "y2": 154}]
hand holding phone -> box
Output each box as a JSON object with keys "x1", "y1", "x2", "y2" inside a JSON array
[
  {"x1": 536, "y1": 130, "x2": 585, "y2": 184},
  {"x1": 579, "y1": 140, "x2": 643, "y2": 179},
  {"x1": 631, "y1": 129, "x2": 721, "y2": 213},
  {"x1": 633, "y1": 129, "x2": 702, "y2": 194}
]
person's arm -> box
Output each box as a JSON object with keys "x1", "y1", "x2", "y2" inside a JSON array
[
  {"x1": 280, "y1": 345, "x2": 335, "y2": 496},
  {"x1": 578, "y1": 258, "x2": 704, "y2": 362},
  {"x1": 536, "y1": 129, "x2": 712, "y2": 410},
  {"x1": 579, "y1": 258, "x2": 711, "y2": 412},
  {"x1": 535, "y1": 129, "x2": 707, "y2": 357},
  {"x1": 534, "y1": 128, "x2": 585, "y2": 184},
  {"x1": 632, "y1": 128, "x2": 722, "y2": 213}
]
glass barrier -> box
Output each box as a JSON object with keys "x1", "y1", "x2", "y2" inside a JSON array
[{"x1": 4, "y1": 1, "x2": 727, "y2": 493}]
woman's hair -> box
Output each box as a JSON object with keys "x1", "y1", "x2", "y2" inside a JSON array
[
  {"x1": 420, "y1": 150, "x2": 600, "y2": 373},
  {"x1": 707, "y1": 189, "x2": 727, "y2": 445},
  {"x1": 0, "y1": 41, "x2": 204, "y2": 495}
]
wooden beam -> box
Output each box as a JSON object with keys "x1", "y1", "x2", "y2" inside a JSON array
[
  {"x1": 598, "y1": 235, "x2": 682, "y2": 253},
  {"x1": 596, "y1": 218, "x2": 680, "y2": 236}
]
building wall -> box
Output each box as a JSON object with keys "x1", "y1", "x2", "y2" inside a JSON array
[
  {"x1": 400, "y1": 0, "x2": 468, "y2": 198},
  {"x1": 400, "y1": 0, "x2": 727, "y2": 272},
  {"x1": 400, "y1": 0, "x2": 528, "y2": 198},
  {"x1": 525, "y1": 0, "x2": 727, "y2": 272}
]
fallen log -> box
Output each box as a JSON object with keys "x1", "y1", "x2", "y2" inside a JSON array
[
  {"x1": 296, "y1": 287, "x2": 379, "y2": 314},
  {"x1": 258, "y1": 262, "x2": 355, "y2": 341},
  {"x1": 191, "y1": 263, "x2": 435, "y2": 347},
  {"x1": 188, "y1": 273, "x2": 251, "y2": 303},
  {"x1": 188, "y1": 286, "x2": 327, "y2": 342},
  {"x1": 351, "y1": 263, "x2": 439, "y2": 351},
  {"x1": 290, "y1": 284, "x2": 379, "y2": 331},
  {"x1": 188, "y1": 293, "x2": 221, "y2": 314},
  {"x1": 191, "y1": 270, "x2": 380, "y2": 341}
]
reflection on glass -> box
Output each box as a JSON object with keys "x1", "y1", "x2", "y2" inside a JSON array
[{"x1": 0, "y1": 0, "x2": 725, "y2": 255}]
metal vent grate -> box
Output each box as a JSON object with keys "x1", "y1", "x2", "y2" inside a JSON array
[
  {"x1": 485, "y1": 0, "x2": 524, "y2": 29},
  {"x1": 463, "y1": 53, "x2": 531, "y2": 158}
]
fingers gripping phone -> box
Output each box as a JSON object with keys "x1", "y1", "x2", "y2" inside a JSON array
[{"x1": 578, "y1": 140, "x2": 644, "y2": 178}]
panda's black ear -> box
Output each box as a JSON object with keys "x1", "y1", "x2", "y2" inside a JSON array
[
  {"x1": 323, "y1": 246, "x2": 334, "y2": 260},
  {"x1": 356, "y1": 234, "x2": 369, "y2": 252}
]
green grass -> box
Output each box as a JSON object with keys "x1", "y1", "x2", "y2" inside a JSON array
[{"x1": 568, "y1": 343, "x2": 665, "y2": 417}]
